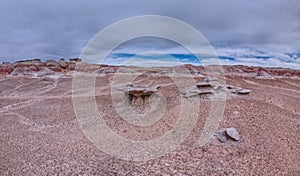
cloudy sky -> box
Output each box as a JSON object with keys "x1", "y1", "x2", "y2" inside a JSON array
[{"x1": 0, "y1": 0, "x2": 299, "y2": 69}]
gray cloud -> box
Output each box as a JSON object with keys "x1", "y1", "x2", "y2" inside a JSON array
[{"x1": 0, "y1": 0, "x2": 299, "y2": 67}]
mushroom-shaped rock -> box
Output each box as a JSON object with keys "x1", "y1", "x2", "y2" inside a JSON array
[
  {"x1": 126, "y1": 85, "x2": 161, "y2": 97},
  {"x1": 116, "y1": 84, "x2": 161, "y2": 106}
]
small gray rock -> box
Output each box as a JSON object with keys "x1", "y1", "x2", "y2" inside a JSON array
[
  {"x1": 225, "y1": 127, "x2": 240, "y2": 141},
  {"x1": 216, "y1": 131, "x2": 228, "y2": 142},
  {"x1": 237, "y1": 89, "x2": 251, "y2": 94},
  {"x1": 204, "y1": 77, "x2": 218, "y2": 82}
]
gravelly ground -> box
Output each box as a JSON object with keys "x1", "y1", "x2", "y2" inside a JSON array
[{"x1": 0, "y1": 74, "x2": 299, "y2": 175}]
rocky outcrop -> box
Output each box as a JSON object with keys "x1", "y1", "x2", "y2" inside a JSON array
[
  {"x1": 0, "y1": 59, "x2": 299, "y2": 78},
  {"x1": 0, "y1": 58, "x2": 83, "y2": 76},
  {"x1": 37, "y1": 67, "x2": 56, "y2": 77},
  {"x1": 223, "y1": 65, "x2": 300, "y2": 77},
  {"x1": 0, "y1": 62, "x2": 14, "y2": 74},
  {"x1": 10, "y1": 66, "x2": 35, "y2": 76}
]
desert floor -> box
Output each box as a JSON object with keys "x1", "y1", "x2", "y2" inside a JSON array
[{"x1": 0, "y1": 74, "x2": 299, "y2": 175}]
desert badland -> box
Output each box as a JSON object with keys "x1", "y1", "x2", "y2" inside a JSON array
[{"x1": 0, "y1": 59, "x2": 299, "y2": 175}]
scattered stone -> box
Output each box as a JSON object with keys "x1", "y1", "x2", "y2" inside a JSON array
[
  {"x1": 227, "y1": 85, "x2": 251, "y2": 94},
  {"x1": 227, "y1": 85, "x2": 235, "y2": 89},
  {"x1": 216, "y1": 131, "x2": 228, "y2": 143},
  {"x1": 225, "y1": 127, "x2": 240, "y2": 141},
  {"x1": 237, "y1": 89, "x2": 251, "y2": 94},
  {"x1": 204, "y1": 77, "x2": 218, "y2": 82}
]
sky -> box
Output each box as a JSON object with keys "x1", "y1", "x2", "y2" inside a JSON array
[{"x1": 0, "y1": 0, "x2": 299, "y2": 69}]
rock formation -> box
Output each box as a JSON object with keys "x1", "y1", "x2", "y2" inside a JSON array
[
  {"x1": 0, "y1": 59, "x2": 299, "y2": 78},
  {"x1": 182, "y1": 77, "x2": 251, "y2": 98},
  {"x1": 0, "y1": 59, "x2": 83, "y2": 76},
  {"x1": 116, "y1": 84, "x2": 161, "y2": 107}
]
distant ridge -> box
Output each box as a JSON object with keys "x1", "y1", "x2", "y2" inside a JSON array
[{"x1": 0, "y1": 59, "x2": 299, "y2": 78}]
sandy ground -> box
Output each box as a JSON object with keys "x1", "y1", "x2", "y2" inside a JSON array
[{"x1": 0, "y1": 73, "x2": 299, "y2": 175}]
